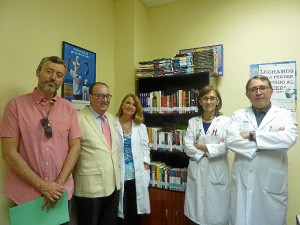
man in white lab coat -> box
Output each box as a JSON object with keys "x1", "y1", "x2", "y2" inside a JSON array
[{"x1": 226, "y1": 75, "x2": 298, "y2": 225}]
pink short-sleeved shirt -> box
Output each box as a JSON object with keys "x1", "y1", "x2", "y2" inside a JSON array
[{"x1": 0, "y1": 89, "x2": 81, "y2": 204}]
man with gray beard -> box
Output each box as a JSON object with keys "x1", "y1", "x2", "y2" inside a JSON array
[{"x1": 0, "y1": 56, "x2": 81, "y2": 225}]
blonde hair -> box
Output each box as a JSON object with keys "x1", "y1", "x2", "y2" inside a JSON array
[{"x1": 116, "y1": 93, "x2": 144, "y2": 124}]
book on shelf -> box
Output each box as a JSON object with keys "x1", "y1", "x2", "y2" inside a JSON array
[
  {"x1": 182, "y1": 90, "x2": 186, "y2": 113},
  {"x1": 185, "y1": 90, "x2": 190, "y2": 113},
  {"x1": 161, "y1": 94, "x2": 167, "y2": 113},
  {"x1": 147, "y1": 125, "x2": 187, "y2": 152},
  {"x1": 140, "y1": 89, "x2": 199, "y2": 114},
  {"x1": 157, "y1": 131, "x2": 173, "y2": 151},
  {"x1": 148, "y1": 127, "x2": 162, "y2": 150},
  {"x1": 190, "y1": 89, "x2": 199, "y2": 113},
  {"x1": 161, "y1": 166, "x2": 172, "y2": 189},
  {"x1": 150, "y1": 161, "x2": 164, "y2": 187},
  {"x1": 149, "y1": 93, "x2": 152, "y2": 113},
  {"x1": 152, "y1": 91, "x2": 162, "y2": 113},
  {"x1": 172, "y1": 129, "x2": 185, "y2": 152},
  {"x1": 166, "y1": 95, "x2": 172, "y2": 113},
  {"x1": 149, "y1": 162, "x2": 187, "y2": 192},
  {"x1": 178, "y1": 89, "x2": 182, "y2": 114},
  {"x1": 152, "y1": 92, "x2": 157, "y2": 113},
  {"x1": 136, "y1": 60, "x2": 154, "y2": 77},
  {"x1": 169, "y1": 168, "x2": 187, "y2": 191},
  {"x1": 156, "y1": 163, "x2": 168, "y2": 188},
  {"x1": 153, "y1": 161, "x2": 166, "y2": 188}
]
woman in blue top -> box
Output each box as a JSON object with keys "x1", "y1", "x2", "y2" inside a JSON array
[{"x1": 115, "y1": 93, "x2": 151, "y2": 225}]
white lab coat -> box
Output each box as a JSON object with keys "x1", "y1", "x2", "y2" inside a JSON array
[
  {"x1": 184, "y1": 115, "x2": 231, "y2": 225},
  {"x1": 115, "y1": 118, "x2": 151, "y2": 218},
  {"x1": 226, "y1": 105, "x2": 298, "y2": 225}
]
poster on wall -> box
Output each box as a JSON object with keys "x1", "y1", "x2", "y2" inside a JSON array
[
  {"x1": 62, "y1": 41, "x2": 96, "y2": 110},
  {"x1": 250, "y1": 61, "x2": 297, "y2": 118},
  {"x1": 179, "y1": 44, "x2": 224, "y2": 77}
]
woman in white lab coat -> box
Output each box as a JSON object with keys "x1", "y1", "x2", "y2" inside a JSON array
[
  {"x1": 115, "y1": 93, "x2": 151, "y2": 225},
  {"x1": 226, "y1": 75, "x2": 298, "y2": 225},
  {"x1": 184, "y1": 86, "x2": 231, "y2": 225}
]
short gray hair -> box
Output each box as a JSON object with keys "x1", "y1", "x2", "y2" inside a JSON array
[
  {"x1": 246, "y1": 75, "x2": 273, "y2": 93},
  {"x1": 37, "y1": 56, "x2": 67, "y2": 70}
]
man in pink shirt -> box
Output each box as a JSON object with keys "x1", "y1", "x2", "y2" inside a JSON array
[{"x1": 0, "y1": 56, "x2": 81, "y2": 224}]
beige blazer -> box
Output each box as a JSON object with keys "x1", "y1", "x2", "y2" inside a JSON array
[{"x1": 74, "y1": 106, "x2": 120, "y2": 197}]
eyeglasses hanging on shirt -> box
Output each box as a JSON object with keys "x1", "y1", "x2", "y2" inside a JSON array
[{"x1": 40, "y1": 118, "x2": 52, "y2": 138}]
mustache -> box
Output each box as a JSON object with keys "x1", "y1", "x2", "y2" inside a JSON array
[{"x1": 46, "y1": 80, "x2": 57, "y2": 85}]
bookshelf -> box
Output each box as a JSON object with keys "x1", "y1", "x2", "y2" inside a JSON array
[
  {"x1": 137, "y1": 72, "x2": 214, "y2": 224},
  {"x1": 136, "y1": 72, "x2": 214, "y2": 169}
]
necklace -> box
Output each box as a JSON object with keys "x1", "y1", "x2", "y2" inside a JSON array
[
  {"x1": 202, "y1": 115, "x2": 215, "y2": 121},
  {"x1": 120, "y1": 118, "x2": 132, "y2": 134}
]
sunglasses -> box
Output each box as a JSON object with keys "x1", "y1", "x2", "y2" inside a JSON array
[{"x1": 40, "y1": 118, "x2": 53, "y2": 138}]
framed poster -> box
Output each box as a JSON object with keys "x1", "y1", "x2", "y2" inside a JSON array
[
  {"x1": 250, "y1": 61, "x2": 297, "y2": 118},
  {"x1": 62, "y1": 41, "x2": 96, "y2": 107}
]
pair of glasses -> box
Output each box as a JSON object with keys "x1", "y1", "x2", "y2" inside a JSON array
[
  {"x1": 201, "y1": 96, "x2": 218, "y2": 102},
  {"x1": 91, "y1": 94, "x2": 112, "y2": 100},
  {"x1": 248, "y1": 85, "x2": 269, "y2": 93},
  {"x1": 40, "y1": 118, "x2": 52, "y2": 138}
]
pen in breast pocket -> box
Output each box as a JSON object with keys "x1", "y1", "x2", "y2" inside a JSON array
[
  {"x1": 212, "y1": 129, "x2": 217, "y2": 136},
  {"x1": 269, "y1": 126, "x2": 272, "y2": 132},
  {"x1": 195, "y1": 129, "x2": 202, "y2": 142}
]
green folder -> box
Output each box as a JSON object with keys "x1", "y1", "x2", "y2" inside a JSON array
[{"x1": 9, "y1": 190, "x2": 69, "y2": 225}]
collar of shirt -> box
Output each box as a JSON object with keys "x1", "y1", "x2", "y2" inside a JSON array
[
  {"x1": 32, "y1": 88, "x2": 57, "y2": 106},
  {"x1": 252, "y1": 102, "x2": 271, "y2": 126},
  {"x1": 88, "y1": 105, "x2": 103, "y2": 119},
  {"x1": 88, "y1": 106, "x2": 108, "y2": 127},
  {"x1": 252, "y1": 102, "x2": 271, "y2": 115}
]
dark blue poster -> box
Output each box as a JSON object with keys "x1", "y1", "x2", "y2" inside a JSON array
[{"x1": 62, "y1": 41, "x2": 96, "y2": 103}]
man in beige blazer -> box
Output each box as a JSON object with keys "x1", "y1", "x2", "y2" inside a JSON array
[{"x1": 73, "y1": 82, "x2": 120, "y2": 225}]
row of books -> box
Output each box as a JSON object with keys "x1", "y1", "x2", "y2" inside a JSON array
[
  {"x1": 136, "y1": 52, "x2": 194, "y2": 77},
  {"x1": 136, "y1": 44, "x2": 223, "y2": 77},
  {"x1": 136, "y1": 60, "x2": 154, "y2": 77},
  {"x1": 149, "y1": 161, "x2": 187, "y2": 192},
  {"x1": 153, "y1": 58, "x2": 173, "y2": 76},
  {"x1": 139, "y1": 89, "x2": 200, "y2": 114},
  {"x1": 147, "y1": 127, "x2": 187, "y2": 152},
  {"x1": 179, "y1": 45, "x2": 224, "y2": 76},
  {"x1": 173, "y1": 52, "x2": 194, "y2": 75}
]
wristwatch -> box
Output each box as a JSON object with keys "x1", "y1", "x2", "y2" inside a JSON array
[{"x1": 249, "y1": 130, "x2": 256, "y2": 141}]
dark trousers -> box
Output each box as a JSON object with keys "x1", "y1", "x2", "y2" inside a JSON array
[
  {"x1": 117, "y1": 179, "x2": 139, "y2": 225},
  {"x1": 75, "y1": 189, "x2": 119, "y2": 225}
]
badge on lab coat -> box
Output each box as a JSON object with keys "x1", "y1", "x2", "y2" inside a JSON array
[{"x1": 240, "y1": 120, "x2": 250, "y2": 131}]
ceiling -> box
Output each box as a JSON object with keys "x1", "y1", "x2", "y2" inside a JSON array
[
  {"x1": 140, "y1": 0, "x2": 181, "y2": 8},
  {"x1": 114, "y1": 0, "x2": 180, "y2": 8}
]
